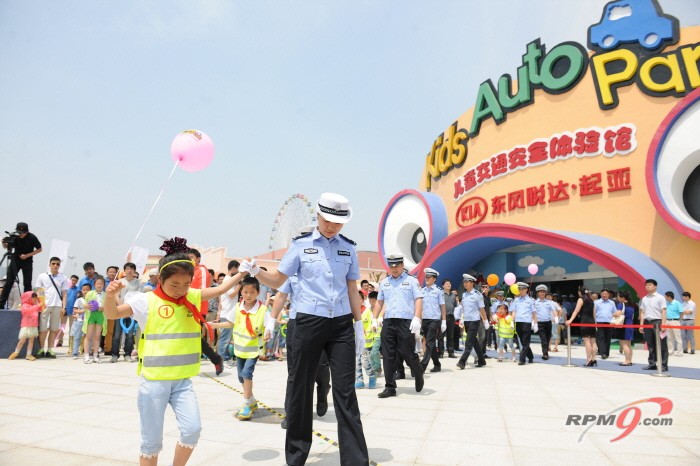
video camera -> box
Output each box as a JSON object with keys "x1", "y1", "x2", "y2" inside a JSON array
[{"x1": 2, "y1": 231, "x2": 19, "y2": 252}]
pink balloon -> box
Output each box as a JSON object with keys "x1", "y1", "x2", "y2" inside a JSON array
[
  {"x1": 528, "y1": 264, "x2": 539, "y2": 275},
  {"x1": 171, "y1": 129, "x2": 215, "y2": 172},
  {"x1": 504, "y1": 272, "x2": 516, "y2": 286}
]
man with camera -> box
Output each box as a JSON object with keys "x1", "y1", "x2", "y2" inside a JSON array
[{"x1": 0, "y1": 222, "x2": 42, "y2": 309}]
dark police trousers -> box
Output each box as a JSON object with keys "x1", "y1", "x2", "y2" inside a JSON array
[
  {"x1": 644, "y1": 319, "x2": 669, "y2": 368},
  {"x1": 457, "y1": 320, "x2": 486, "y2": 364},
  {"x1": 515, "y1": 322, "x2": 534, "y2": 363},
  {"x1": 420, "y1": 319, "x2": 441, "y2": 370},
  {"x1": 535, "y1": 321, "x2": 552, "y2": 357},
  {"x1": 595, "y1": 324, "x2": 612, "y2": 358},
  {"x1": 286, "y1": 313, "x2": 368, "y2": 466},
  {"x1": 284, "y1": 319, "x2": 331, "y2": 422},
  {"x1": 381, "y1": 318, "x2": 423, "y2": 390},
  {"x1": 445, "y1": 314, "x2": 456, "y2": 352}
]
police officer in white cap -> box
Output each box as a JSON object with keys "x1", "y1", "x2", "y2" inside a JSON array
[
  {"x1": 267, "y1": 225, "x2": 330, "y2": 430},
  {"x1": 372, "y1": 254, "x2": 424, "y2": 398},
  {"x1": 420, "y1": 268, "x2": 446, "y2": 372},
  {"x1": 511, "y1": 282, "x2": 538, "y2": 365},
  {"x1": 534, "y1": 284, "x2": 557, "y2": 360},
  {"x1": 456, "y1": 274, "x2": 489, "y2": 369},
  {"x1": 243, "y1": 193, "x2": 368, "y2": 465}
]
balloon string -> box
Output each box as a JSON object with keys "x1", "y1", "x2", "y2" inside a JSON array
[{"x1": 124, "y1": 160, "x2": 180, "y2": 259}]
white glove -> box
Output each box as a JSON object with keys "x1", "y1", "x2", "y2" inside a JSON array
[
  {"x1": 532, "y1": 321, "x2": 539, "y2": 333},
  {"x1": 409, "y1": 316, "x2": 421, "y2": 334},
  {"x1": 249, "y1": 259, "x2": 260, "y2": 276},
  {"x1": 377, "y1": 315, "x2": 383, "y2": 327},
  {"x1": 354, "y1": 320, "x2": 364, "y2": 357},
  {"x1": 441, "y1": 320, "x2": 447, "y2": 333},
  {"x1": 239, "y1": 260, "x2": 252, "y2": 274},
  {"x1": 371, "y1": 318, "x2": 378, "y2": 331},
  {"x1": 264, "y1": 314, "x2": 276, "y2": 340},
  {"x1": 483, "y1": 319, "x2": 490, "y2": 330},
  {"x1": 510, "y1": 320, "x2": 515, "y2": 329}
]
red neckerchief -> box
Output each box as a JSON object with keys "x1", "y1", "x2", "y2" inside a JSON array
[
  {"x1": 239, "y1": 300, "x2": 262, "y2": 337},
  {"x1": 153, "y1": 286, "x2": 213, "y2": 340}
]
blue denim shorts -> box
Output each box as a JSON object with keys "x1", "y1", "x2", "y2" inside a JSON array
[
  {"x1": 236, "y1": 356, "x2": 258, "y2": 383},
  {"x1": 498, "y1": 337, "x2": 514, "y2": 350},
  {"x1": 137, "y1": 377, "x2": 201, "y2": 457}
]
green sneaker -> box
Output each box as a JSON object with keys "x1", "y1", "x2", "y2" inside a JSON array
[
  {"x1": 237, "y1": 405, "x2": 253, "y2": 420},
  {"x1": 46, "y1": 349, "x2": 57, "y2": 359},
  {"x1": 249, "y1": 401, "x2": 258, "y2": 411},
  {"x1": 36, "y1": 350, "x2": 45, "y2": 358}
]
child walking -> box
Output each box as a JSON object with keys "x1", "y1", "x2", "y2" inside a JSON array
[
  {"x1": 83, "y1": 276, "x2": 107, "y2": 363},
  {"x1": 104, "y1": 237, "x2": 246, "y2": 466},
  {"x1": 355, "y1": 291, "x2": 376, "y2": 389},
  {"x1": 71, "y1": 283, "x2": 91, "y2": 359},
  {"x1": 495, "y1": 304, "x2": 517, "y2": 362},
  {"x1": 9, "y1": 291, "x2": 44, "y2": 360},
  {"x1": 210, "y1": 276, "x2": 269, "y2": 420}
]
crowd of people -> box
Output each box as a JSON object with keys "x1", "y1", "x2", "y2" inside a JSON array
[{"x1": 1, "y1": 201, "x2": 698, "y2": 466}]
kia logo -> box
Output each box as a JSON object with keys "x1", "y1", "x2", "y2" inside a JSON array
[{"x1": 456, "y1": 197, "x2": 488, "y2": 227}]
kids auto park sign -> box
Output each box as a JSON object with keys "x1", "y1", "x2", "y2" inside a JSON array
[{"x1": 379, "y1": 0, "x2": 700, "y2": 299}]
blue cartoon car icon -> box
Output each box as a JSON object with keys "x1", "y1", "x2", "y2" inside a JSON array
[{"x1": 588, "y1": 0, "x2": 679, "y2": 51}]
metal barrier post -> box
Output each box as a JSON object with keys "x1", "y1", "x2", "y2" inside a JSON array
[
  {"x1": 562, "y1": 324, "x2": 576, "y2": 367},
  {"x1": 651, "y1": 323, "x2": 669, "y2": 378}
]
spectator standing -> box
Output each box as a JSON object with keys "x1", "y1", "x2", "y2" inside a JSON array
[
  {"x1": 34, "y1": 257, "x2": 69, "y2": 358},
  {"x1": 681, "y1": 292, "x2": 696, "y2": 354},
  {"x1": 664, "y1": 291, "x2": 683, "y2": 356},
  {"x1": 639, "y1": 279, "x2": 668, "y2": 372},
  {"x1": 614, "y1": 291, "x2": 636, "y2": 366}
]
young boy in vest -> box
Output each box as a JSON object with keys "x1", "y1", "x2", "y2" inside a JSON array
[
  {"x1": 355, "y1": 290, "x2": 377, "y2": 389},
  {"x1": 495, "y1": 304, "x2": 517, "y2": 362},
  {"x1": 210, "y1": 276, "x2": 269, "y2": 420}
]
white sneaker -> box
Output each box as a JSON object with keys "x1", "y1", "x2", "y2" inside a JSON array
[
  {"x1": 72, "y1": 355, "x2": 78, "y2": 360},
  {"x1": 94, "y1": 356, "x2": 102, "y2": 364},
  {"x1": 84, "y1": 356, "x2": 93, "y2": 364},
  {"x1": 125, "y1": 355, "x2": 133, "y2": 363}
]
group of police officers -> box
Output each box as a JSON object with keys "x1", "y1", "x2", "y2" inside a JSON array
[{"x1": 246, "y1": 192, "x2": 559, "y2": 466}]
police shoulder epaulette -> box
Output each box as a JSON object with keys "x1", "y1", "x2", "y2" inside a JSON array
[
  {"x1": 292, "y1": 232, "x2": 313, "y2": 241},
  {"x1": 339, "y1": 234, "x2": 356, "y2": 245}
]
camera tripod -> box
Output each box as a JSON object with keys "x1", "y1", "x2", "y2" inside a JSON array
[{"x1": 0, "y1": 249, "x2": 21, "y2": 309}]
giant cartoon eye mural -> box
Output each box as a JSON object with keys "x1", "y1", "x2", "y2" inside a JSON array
[{"x1": 378, "y1": 0, "x2": 698, "y2": 300}]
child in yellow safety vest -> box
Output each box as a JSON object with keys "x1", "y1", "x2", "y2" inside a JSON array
[
  {"x1": 355, "y1": 291, "x2": 377, "y2": 389},
  {"x1": 210, "y1": 276, "x2": 270, "y2": 420},
  {"x1": 494, "y1": 304, "x2": 517, "y2": 362},
  {"x1": 104, "y1": 237, "x2": 246, "y2": 466}
]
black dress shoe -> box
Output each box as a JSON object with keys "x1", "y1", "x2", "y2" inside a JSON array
[
  {"x1": 395, "y1": 373, "x2": 406, "y2": 380},
  {"x1": 483, "y1": 354, "x2": 491, "y2": 359},
  {"x1": 430, "y1": 366, "x2": 441, "y2": 373},
  {"x1": 281, "y1": 418, "x2": 288, "y2": 429},
  {"x1": 476, "y1": 359, "x2": 486, "y2": 367},
  {"x1": 601, "y1": 355, "x2": 608, "y2": 360},
  {"x1": 377, "y1": 389, "x2": 396, "y2": 398},
  {"x1": 518, "y1": 361, "x2": 525, "y2": 365},
  {"x1": 456, "y1": 361, "x2": 466, "y2": 370},
  {"x1": 642, "y1": 365, "x2": 657, "y2": 370},
  {"x1": 415, "y1": 371, "x2": 424, "y2": 392},
  {"x1": 662, "y1": 366, "x2": 669, "y2": 372},
  {"x1": 683, "y1": 350, "x2": 688, "y2": 354},
  {"x1": 542, "y1": 355, "x2": 549, "y2": 360},
  {"x1": 448, "y1": 353, "x2": 457, "y2": 358}
]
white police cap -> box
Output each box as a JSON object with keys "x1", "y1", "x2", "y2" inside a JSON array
[
  {"x1": 424, "y1": 267, "x2": 439, "y2": 278},
  {"x1": 316, "y1": 192, "x2": 352, "y2": 224},
  {"x1": 516, "y1": 282, "x2": 529, "y2": 289},
  {"x1": 536, "y1": 284, "x2": 548, "y2": 292},
  {"x1": 298, "y1": 224, "x2": 316, "y2": 235},
  {"x1": 386, "y1": 254, "x2": 404, "y2": 265},
  {"x1": 462, "y1": 273, "x2": 476, "y2": 282},
  {"x1": 496, "y1": 290, "x2": 505, "y2": 296}
]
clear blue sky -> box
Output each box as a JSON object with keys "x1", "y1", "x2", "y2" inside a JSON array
[{"x1": 1, "y1": 0, "x2": 698, "y2": 276}]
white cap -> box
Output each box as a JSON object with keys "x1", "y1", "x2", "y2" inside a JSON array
[
  {"x1": 536, "y1": 284, "x2": 548, "y2": 292},
  {"x1": 424, "y1": 267, "x2": 439, "y2": 278},
  {"x1": 148, "y1": 268, "x2": 158, "y2": 276},
  {"x1": 516, "y1": 282, "x2": 529, "y2": 289},
  {"x1": 316, "y1": 193, "x2": 353, "y2": 224},
  {"x1": 462, "y1": 274, "x2": 476, "y2": 282},
  {"x1": 386, "y1": 254, "x2": 404, "y2": 265}
]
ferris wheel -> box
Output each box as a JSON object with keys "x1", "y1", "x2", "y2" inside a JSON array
[{"x1": 268, "y1": 194, "x2": 316, "y2": 251}]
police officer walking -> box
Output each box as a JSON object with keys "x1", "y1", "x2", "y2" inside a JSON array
[
  {"x1": 456, "y1": 274, "x2": 489, "y2": 369},
  {"x1": 420, "y1": 268, "x2": 446, "y2": 373},
  {"x1": 512, "y1": 282, "x2": 538, "y2": 365},
  {"x1": 534, "y1": 284, "x2": 557, "y2": 360},
  {"x1": 372, "y1": 254, "x2": 424, "y2": 398},
  {"x1": 246, "y1": 193, "x2": 368, "y2": 466}
]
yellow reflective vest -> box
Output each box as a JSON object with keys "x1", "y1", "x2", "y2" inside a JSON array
[
  {"x1": 232, "y1": 301, "x2": 267, "y2": 359},
  {"x1": 496, "y1": 315, "x2": 515, "y2": 339},
  {"x1": 138, "y1": 289, "x2": 202, "y2": 380},
  {"x1": 361, "y1": 308, "x2": 375, "y2": 348}
]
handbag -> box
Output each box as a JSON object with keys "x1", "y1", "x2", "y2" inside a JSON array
[{"x1": 611, "y1": 313, "x2": 625, "y2": 325}]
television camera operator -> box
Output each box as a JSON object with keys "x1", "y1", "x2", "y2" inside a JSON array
[{"x1": 0, "y1": 222, "x2": 42, "y2": 309}]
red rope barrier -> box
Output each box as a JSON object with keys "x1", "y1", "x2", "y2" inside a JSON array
[{"x1": 567, "y1": 323, "x2": 700, "y2": 330}]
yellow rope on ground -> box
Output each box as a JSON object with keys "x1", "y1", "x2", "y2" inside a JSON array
[{"x1": 203, "y1": 373, "x2": 381, "y2": 466}]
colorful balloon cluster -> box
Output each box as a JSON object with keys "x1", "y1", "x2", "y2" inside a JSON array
[{"x1": 484, "y1": 262, "x2": 540, "y2": 296}]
